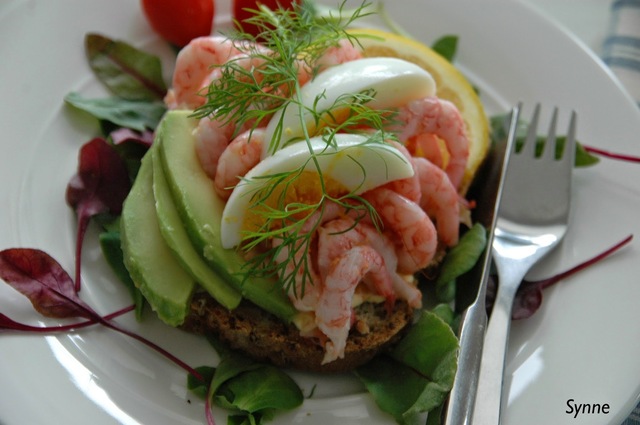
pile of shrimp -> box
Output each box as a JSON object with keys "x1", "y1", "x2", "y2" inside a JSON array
[{"x1": 165, "y1": 35, "x2": 470, "y2": 364}]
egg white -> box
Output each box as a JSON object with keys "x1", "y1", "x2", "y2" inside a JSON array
[
  {"x1": 261, "y1": 57, "x2": 437, "y2": 158},
  {"x1": 221, "y1": 133, "x2": 414, "y2": 249}
]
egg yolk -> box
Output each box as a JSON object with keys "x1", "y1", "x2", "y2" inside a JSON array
[{"x1": 242, "y1": 171, "x2": 348, "y2": 235}]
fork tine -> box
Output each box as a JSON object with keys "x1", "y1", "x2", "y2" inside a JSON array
[
  {"x1": 521, "y1": 103, "x2": 540, "y2": 157},
  {"x1": 561, "y1": 111, "x2": 578, "y2": 165},
  {"x1": 542, "y1": 107, "x2": 558, "y2": 160}
]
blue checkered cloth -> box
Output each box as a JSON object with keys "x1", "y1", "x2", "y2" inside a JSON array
[
  {"x1": 603, "y1": 0, "x2": 640, "y2": 108},
  {"x1": 607, "y1": 2, "x2": 640, "y2": 424}
]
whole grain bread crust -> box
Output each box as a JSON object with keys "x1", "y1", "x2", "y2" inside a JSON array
[{"x1": 180, "y1": 292, "x2": 415, "y2": 373}]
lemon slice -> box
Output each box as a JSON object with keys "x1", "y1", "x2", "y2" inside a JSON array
[{"x1": 348, "y1": 28, "x2": 490, "y2": 194}]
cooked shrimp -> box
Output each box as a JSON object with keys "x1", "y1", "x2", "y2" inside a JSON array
[
  {"x1": 214, "y1": 129, "x2": 265, "y2": 199},
  {"x1": 274, "y1": 236, "x2": 322, "y2": 313},
  {"x1": 392, "y1": 96, "x2": 470, "y2": 189},
  {"x1": 363, "y1": 187, "x2": 437, "y2": 274},
  {"x1": 296, "y1": 38, "x2": 364, "y2": 85},
  {"x1": 225, "y1": 43, "x2": 314, "y2": 92},
  {"x1": 277, "y1": 201, "x2": 345, "y2": 312},
  {"x1": 165, "y1": 36, "x2": 241, "y2": 110},
  {"x1": 194, "y1": 116, "x2": 237, "y2": 179},
  {"x1": 382, "y1": 141, "x2": 421, "y2": 203},
  {"x1": 316, "y1": 38, "x2": 364, "y2": 70},
  {"x1": 406, "y1": 133, "x2": 447, "y2": 170},
  {"x1": 223, "y1": 44, "x2": 274, "y2": 85},
  {"x1": 391, "y1": 274, "x2": 422, "y2": 309},
  {"x1": 380, "y1": 142, "x2": 457, "y2": 247},
  {"x1": 413, "y1": 157, "x2": 461, "y2": 246},
  {"x1": 354, "y1": 221, "x2": 422, "y2": 308},
  {"x1": 317, "y1": 217, "x2": 396, "y2": 304},
  {"x1": 315, "y1": 245, "x2": 391, "y2": 364}
]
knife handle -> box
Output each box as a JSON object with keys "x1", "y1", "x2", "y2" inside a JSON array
[{"x1": 444, "y1": 300, "x2": 487, "y2": 425}]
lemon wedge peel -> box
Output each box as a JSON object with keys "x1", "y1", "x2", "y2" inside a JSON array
[{"x1": 348, "y1": 28, "x2": 490, "y2": 194}]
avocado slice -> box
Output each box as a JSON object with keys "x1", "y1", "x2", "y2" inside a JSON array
[
  {"x1": 151, "y1": 145, "x2": 242, "y2": 310},
  {"x1": 156, "y1": 110, "x2": 297, "y2": 322},
  {"x1": 120, "y1": 152, "x2": 195, "y2": 326}
]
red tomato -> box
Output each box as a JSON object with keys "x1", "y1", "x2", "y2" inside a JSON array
[
  {"x1": 232, "y1": 0, "x2": 298, "y2": 38},
  {"x1": 141, "y1": 0, "x2": 214, "y2": 47}
]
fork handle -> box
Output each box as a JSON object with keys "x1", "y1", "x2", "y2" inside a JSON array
[{"x1": 471, "y1": 262, "x2": 530, "y2": 425}]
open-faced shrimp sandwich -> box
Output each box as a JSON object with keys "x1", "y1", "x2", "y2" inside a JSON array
[{"x1": 120, "y1": 8, "x2": 490, "y2": 373}]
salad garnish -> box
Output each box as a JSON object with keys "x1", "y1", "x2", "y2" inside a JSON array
[
  {"x1": 0, "y1": 248, "x2": 204, "y2": 382},
  {"x1": 65, "y1": 137, "x2": 131, "y2": 292},
  {"x1": 0, "y1": 1, "x2": 637, "y2": 425}
]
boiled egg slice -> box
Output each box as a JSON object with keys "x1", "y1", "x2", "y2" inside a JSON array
[
  {"x1": 262, "y1": 57, "x2": 436, "y2": 158},
  {"x1": 221, "y1": 133, "x2": 414, "y2": 249}
]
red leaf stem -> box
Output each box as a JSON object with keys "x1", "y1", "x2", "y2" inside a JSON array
[
  {"x1": 0, "y1": 248, "x2": 204, "y2": 383},
  {"x1": 66, "y1": 138, "x2": 131, "y2": 292},
  {"x1": 0, "y1": 305, "x2": 134, "y2": 332},
  {"x1": 99, "y1": 319, "x2": 205, "y2": 382},
  {"x1": 206, "y1": 397, "x2": 216, "y2": 425},
  {"x1": 583, "y1": 145, "x2": 640, "y2": 163},
  {"x1": 530, "y1": 234, "x2": 634, "y2": 289},
  {"x1": 487, "y1": 234, "x2": 634, "y2": 320}
]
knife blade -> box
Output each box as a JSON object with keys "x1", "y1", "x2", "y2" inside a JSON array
[{"x1": 442, "y1": 106, "x2": 519, "y2": 425}]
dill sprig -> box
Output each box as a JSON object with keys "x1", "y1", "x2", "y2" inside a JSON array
[
  {"x1": 236, "y1": 133, "x2": 390, "y2": 294},
  {"x1": 240, "y1": 182, "x2": 380, "y2": 297},
  {"x1": 192, "y1": 1, "x2": 403, "y2": 295},
  {"x1": 192, "y1": 0, "x2": 375, "y2": 131}
]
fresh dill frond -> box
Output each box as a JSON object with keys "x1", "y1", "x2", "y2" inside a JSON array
[
  {"x1": 191, "y1": 1, "x2": 407, "y2": 295},
  {"x1": 234, "y1": 140, "x2": 388, "y2": 294},
  {"x1": 240, "y1": 191, "x2": 381, "y2": 296},
  {"x1": 192, "y1": 0, "x2": 375, "y2": 130}
]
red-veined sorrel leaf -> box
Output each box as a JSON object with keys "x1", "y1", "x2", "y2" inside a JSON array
[
  {"x1": 0, "y1": 246, "x2": 205, "y2": 382},
  {"x1": 0, "y1": 248, "x2": 94, "y2": 319},
  {"x1": 486, "y1": 234, "x2": 633, "y2": 319},
  {"x1": 66, "y1": 137, "x2": 131, "y2": 292},
  {"x1": 85, "y1": 33, "x2": 167, "y2": 101},
  {"x1": 110, "y1": 127, "x2": 155, "y2": 148}
]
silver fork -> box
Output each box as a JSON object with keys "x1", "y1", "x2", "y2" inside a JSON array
[{"x1": 471, "y1": 104, "x2": 577, "y2": 424}]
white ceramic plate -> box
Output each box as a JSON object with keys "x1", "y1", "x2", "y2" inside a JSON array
[{"x1": 1, "y1": 0, "x2": 639, "y2": 424}]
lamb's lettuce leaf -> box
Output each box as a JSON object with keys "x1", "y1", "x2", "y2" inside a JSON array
[{"x1": 356, "y1": 311, "x2": 459, "y2": 425}]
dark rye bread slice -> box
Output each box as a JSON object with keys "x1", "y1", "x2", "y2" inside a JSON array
[{"x1": 180, "y1": 292, "x2": 415, "y2": 373}]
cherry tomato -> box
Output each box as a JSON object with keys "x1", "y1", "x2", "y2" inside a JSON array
[
  {"x1": 232, "y1": 0, "x2": 298, "y2": 38},
  {"x1": 141, "y1": 0, "x2": 214, "y2": 47}
]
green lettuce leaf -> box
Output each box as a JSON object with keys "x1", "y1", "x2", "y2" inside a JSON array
[
  {"x1": 85, "y1": 33, "x2": 167, "y2": 101},
  {"x1": 355, "y1": 311, "x2": 459, "y2": 425},
  {"x1": 65, "y1": 92, "x2": 166, "y2": 131},
  {"x1": 490, "y1": 113, "x2": 599, "y2": 167},
  {"x1": 215, "y1": 366, "x2": 303, "y2": 413},
  {"x1": 435, "y1": 223, "x2": 487, "y2": 302},
  {"x1": 431, "y1": 35, "x2": 458, "y2": 62},
  {"x1": 189, "y1": 337, "x2": 303, "y2": 425},
  {"x1": 187, "y1": 366, "x2": 216, "y2": 399},
  {"x1": 98, "y1": 230, "x2": 145, "y2": 319}
]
